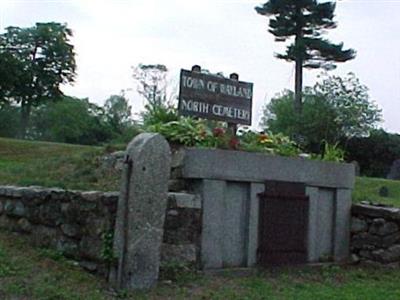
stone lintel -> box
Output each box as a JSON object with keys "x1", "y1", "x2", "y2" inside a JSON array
[{"x1": 181, "y1": 148, "x2": 355, "y2": 189}]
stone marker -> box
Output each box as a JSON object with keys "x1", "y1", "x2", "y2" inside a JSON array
[
  {"x1": 109, "y1": 133, "x2": 171, "y2": 290},
  {"x1": 387, "y1": 159, "x2": 400, "y2": 180},
  {"x1": 379, "y1": 186, "x2": 389, "y2": 197},
  {"x1": 351, "y1": 161, "x2": 360, "y2": 176}
]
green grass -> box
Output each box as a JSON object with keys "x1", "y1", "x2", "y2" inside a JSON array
[
  {"x1": 353, "y1": 176, "x2": 400, "y2": 206},
  {"x1": 0, "y1": 229, "x2": 107, "y2": 299},
  {"x1": 2, "y1": 229, "x2": 400, "y2": 299},
  {"x1": 0, "y1": 137, "x2": 120, "y2": 191}
]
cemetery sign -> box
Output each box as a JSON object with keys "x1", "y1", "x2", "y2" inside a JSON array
[{"x1": 178, "y1": 68, "x2": 253, "y2": 125}]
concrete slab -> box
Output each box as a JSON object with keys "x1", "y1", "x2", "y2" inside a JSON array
[
  {"x1": 200, "y1": 179, "x2": 225, "y2": 269},
  {"x1": 222, "y1": 182, "x2": 248, "y2": 267},
  {"x1": 317, "y1": 189, "x2": 335, "y2": 260},
  {"x1": 181, "y1": 148, "x2": 355, "y2": 189},
  {"x1": 334, "y1": 189, "x2": 352, "y2": 262}
]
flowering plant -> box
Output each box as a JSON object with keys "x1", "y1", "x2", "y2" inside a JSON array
[
  {"x1": 238, "y1": 129, "x2": 300, "y2": 156},
  {"x1": 148, "y1": 117, "x2": 302, "y2": 156},
  {"x1": 146, "y1": 116, "x2": 348, "y2": 162}
]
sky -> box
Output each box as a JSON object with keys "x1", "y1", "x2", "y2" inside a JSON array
[{"x1": 1, "y1": 0, "x2": 400, "y2": 133}]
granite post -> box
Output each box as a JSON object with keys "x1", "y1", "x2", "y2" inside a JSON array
[{"x1": 109, "y1": 133, "x2": 171, "y2": 290}]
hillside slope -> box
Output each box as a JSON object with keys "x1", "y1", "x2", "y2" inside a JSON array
[{"x1": 0, "y1": 138, "x2": 119, "y2": 191}]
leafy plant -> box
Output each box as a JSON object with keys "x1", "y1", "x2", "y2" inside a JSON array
[
  {"x1": 345, "y1": 129, "x2": 400, "y2": 177},
  {"x1": 261, "y1": 73, "x2": 382, "y2": 153},
  {"x1": 101, "y1": 230, "x2": 116, "y2": 264},
  {"x1": 147, "y1": 117, "x2": 206, "y2": 146},
  {"x1": 38, "y1": 248, "x2": 66, "y2": 262},
  {"x1": 142, "y1": 104, "x2": 178, "y2": 128},
  {"x1": 147, "y1": 116, "x2": 302, "y2": 158},
  {"x1": 0, "y1": 22, "x2": 77, "y2": 137},
  {"x1": 322, "y1": 142, "x2": 345, "y2": 162},
  {"x1": 239, "y1": 130, "x2": 300, "y2": 156},
  {"x1": 312, "y1": 142, "x2": 345, "y2": 162},
  {"x1": 0, "y1": 258, "x2": 17, "y2": 277}
]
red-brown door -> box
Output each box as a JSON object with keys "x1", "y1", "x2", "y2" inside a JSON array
[{"x1": 258, "y1": 181, "x2": 309, "y2": 266}]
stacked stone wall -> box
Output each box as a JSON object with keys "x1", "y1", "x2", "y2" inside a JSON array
[
  {"x1": 351, "y1": 203, "x2": 400, "y2": 267},
  {"x1": 0, "y1": 186, "x2": 201, "y2": 277}
]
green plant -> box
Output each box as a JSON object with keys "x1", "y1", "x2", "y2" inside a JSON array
[
  {"x1": 239, "y1": 130, "x2": 268, "y2": 153},
  {"x1": 38, "y1": 248, "x2": 65, "y2": 262},
  {"x1": 0, "y1": 261, "x2": 17, "y2": 277},
  {"x1": 201, "y1": 126, "x2": 239, "y2": 149},
  {"x1": 345, "y1": 129, "x2": 400, "y2": 177},
  {"x1": 101, "y1": 229, "x2": 116, "y2": 264},
  {"x1": 0, "y1": 22, "x2": 77, "y2": 137},
  {"x1": 322, "y1": 142, "x2": 345, "y2": 162},
  {"x1": 147, "y1": 117, "x2": 209, "y2": 146},
  {"x1": 239, "y1": 130, "x2": 300, "y2": 156},
  {"x1": 261, "y1": 73, "x2": 382, "y2": 154},
  {"x1": 310, "y1": 142, "x2": 345, "y2": 162},
  {"x1": 31, "y1": 96, "x2": 114, "y2": 145},
  {"x1": 142, "y1": 105, "x2": 178, "y2": 128},
  {"x1": 149, "y1": 117, "x2": 303, "y2": 157},
  {"x1": 159, "y1": 260, "x2": 198, "y2": 284}
]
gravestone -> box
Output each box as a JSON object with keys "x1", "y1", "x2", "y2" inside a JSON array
[
  {"x1": 387, "y1": 159, "x2": 400, "y2": 180},
  {"x1": 379, "y1": 186, "x2": 389, "y2": 197},
  {"x1": 351, "y1": 161, "x2": 360, "y2": 176},
  {"x1": 109, "y1": 133, "x2": 171, "y2": 290}
]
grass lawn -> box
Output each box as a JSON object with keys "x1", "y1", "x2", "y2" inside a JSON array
[
  {"x1": 0, "y1": 137, "x2": 120, "y2": 191},
  {"x1": 1, "y1": 229, "x2": 400, "y2": 300},
  {"x1": 0, "y1": 229, "x2": 107, "y2": 300},
  {"x1": 352, "y1": 176, "x2": 400, "y2": 206}
]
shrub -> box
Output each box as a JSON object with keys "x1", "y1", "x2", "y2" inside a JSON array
[{"x1": 345, "y1": 129, "x2": 400, "y2": 177}]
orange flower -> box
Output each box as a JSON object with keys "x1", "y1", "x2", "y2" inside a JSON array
[
  {"x1": 258, "y1": 134, "x2": 271, "y2": 144},
  {"x1": 198, "y1": 128, "x2": 207, "y2": 139}
]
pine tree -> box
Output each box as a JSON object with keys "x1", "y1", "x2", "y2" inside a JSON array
[{"x1": 255, "y1": 0, "x2": 356, "y2": 114}]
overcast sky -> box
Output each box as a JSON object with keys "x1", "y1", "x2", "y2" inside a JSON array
[{"x1": 1, "y1": 0, "x2": 399, "y2": 133}]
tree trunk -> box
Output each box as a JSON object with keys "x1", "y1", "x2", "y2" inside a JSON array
[
  {"x1": 19, "y1": 100, "x2": 32, "y2": 139},
  {"x1": 294, "y1": 57, "x2": 303, "y2": 115}
]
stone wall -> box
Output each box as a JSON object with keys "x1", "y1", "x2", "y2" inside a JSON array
[
  {"x1": 6, "y1": 187, "x2": 399, "y2": 272},
  {"x1": 0, "y1": 185, "x2": 201, "y2": 276},
  {"x1": 351, "y1": 203, "x2": 400, "y2": 267}
]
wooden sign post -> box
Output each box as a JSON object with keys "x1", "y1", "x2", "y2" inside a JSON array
[{"x1": 228, "y1": 72, "x2": 239, "y2": 135}]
